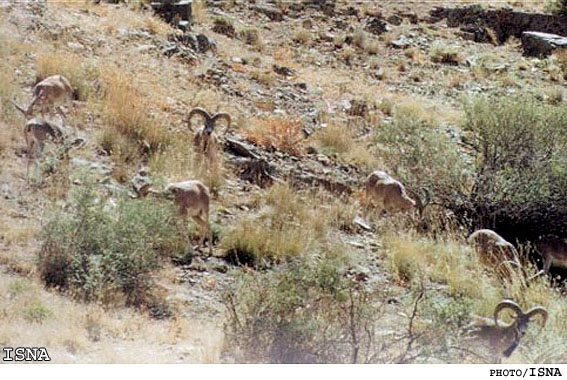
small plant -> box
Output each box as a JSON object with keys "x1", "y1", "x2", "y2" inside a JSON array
[
  {"x1": 430, "y1": 42, "x2": 463, "y2": 66},
  {"x1": 212, "y1": 16, "x2": 236, "y2": 37},
  {"x1": 22, "y1": 300, "x2": 53, "y2": 323},
  {"x1": 244, "y1": 117, "x2": 304, "y2": 156},
  {"x1": 293, "y1": 29, "x2": 312, "y2": 45}
]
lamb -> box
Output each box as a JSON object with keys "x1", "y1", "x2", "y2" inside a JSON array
[
  {"x1": 467, "y1": 229, "x2": 522, "y2": 278},
  {"x1": 532, "y1": 235, "x2": 567, "y2": 277},
  {"x1": 363, "y1": 170, "x2": 415, "y2": 214},
  {"x1": 147, "y1": 180, "x2": 213, "y2": 255},
  {"x1": 13, "y1": 75, "x2": 73, "y2": 118},
  {"x1": 186, "y1": 107, "x2": 231, "y2": 164},
  {"x1": 464, "y1": 300, "x2": 547, "y2": 363}
]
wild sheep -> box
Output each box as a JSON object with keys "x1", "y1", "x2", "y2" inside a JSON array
[
  {"x1": 532, "y1": 235, "x2": 567, "y2": 277},
  {"x1": 147, "y1": 180, "x2": 213, "y2": 255},
  {"x1": 21, "y1": 118, "x2": 65, "y2": 181},
  {"x1": 364, "y1": 170, "x2": 415, "y2": 214},
  {"x1": 14, "y1": 103, "x2": 83, "y2": 182},
  {"x1": 465, "y1": 300, "x2": 547, "y2": 363},
  {"x1": 186, "y1": 107, "x2": 231, "y2": 164},
  {"x1": 467, "y1": 229, "x2": 521, "y2": 278},
  {"x1": 13, "y1": 75, "x2": 73, "y2": 118}
]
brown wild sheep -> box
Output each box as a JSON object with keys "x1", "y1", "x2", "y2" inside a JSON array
[
  {"x1": 364, "y1": 170, "x2": 415, "y2": 214},
  {"x1": 186, "y1": 107, "x2": 231, "y2": 163},
  {"x1": 13, "y1": 75, "x2": 73, "y2": 118},
  {"x1": 534, "y1": 234, "x2": 567, "y2": 276},
  {"x1": 21, "y1": 118, "x2": 65, "y2": 181},
  {"x1": 147, "y1": 180, "x2": 213, "y2": 255},
  {"x1": 467, "y1": 229, "x2": 521, "y2": 278},
  {"x1": 465, "y1": 300, "x2": 547, "y2": 363}
]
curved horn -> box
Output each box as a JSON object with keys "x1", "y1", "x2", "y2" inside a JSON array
[
  {"x1": 494, "y1": 300, "x2": 523, "y2": 327},
  {"x1": 211, "y1": 112, "x2": 231, "y2": 134},
  {"x1": 525, "y1": 306, "x2": 548, "y2": 328},
  {"x1": 12, "y1": 97, "x2": 28, "y2": 115},
  {"x1": 187, "y1": 107, "x2": 212, "y2": 130}
]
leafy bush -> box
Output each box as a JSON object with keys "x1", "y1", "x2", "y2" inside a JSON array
[
  {"x1": 463, "y1": 96, "x2": 567, "y2": 239},
  {"x1": 38, "y1": 179, "x2": 187, "y2": 306},
  {"x1": 374, "y1": 103, "x2": 471, "y2": 214},
  {"x1": 223, "y1": 254, "x2": 386, "y2": 363}
]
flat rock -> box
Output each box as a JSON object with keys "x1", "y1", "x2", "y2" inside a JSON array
[{"x1": 522, "y1": 31, "x2": 567, "y2": 58}]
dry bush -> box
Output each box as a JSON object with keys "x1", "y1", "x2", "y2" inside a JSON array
[
  {"x1": 191, "y1": 0, "x2": 205, "y2": 23},
  {"x1": 99, "y1": 67, "x2": 170, "y2": 157},
  {"x1": 352, "y1": 28, "x2": 367, "y2": 49},
  {"x1": 36, "y1": 52, "x2": 100, "y2": 102},
  {"x1": 314, "y1": 123, "x2": 378, "y2": 171},
  {"x1": 244, "y1": 117, "x2": 304, "y2": 156},
  {"x1": 250, "y1": 69, "x2": 275, "y2": 86},
  {"x1": 293, "y1": 29, "x2": 313, "y2": 45},
  {"x1": 238, "y1": 28, "x2": 265, "y2": 51},
  {"x1": 430, "y1": 42, "x2": 463, "y2": 66},
  {"x1": 365, "y1": 40, "x2": 380, "y2": 55},
  {"x1": 222, "y1": 183, "x2": 332, "y2": 266}
]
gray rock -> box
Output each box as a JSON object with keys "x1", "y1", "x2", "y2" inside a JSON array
[
  {"x1": 353, "y1": 216, "x2": 372, "y2": 232},
  {"x1": 522, "y1": 31, "x2": 567, "y2": 58},
  {"x1": 251, "y1": 5, "x2": 283, "y2": 21},
  {"x1": 391, "y1": 35, "x2": 411, "y2": 49}
]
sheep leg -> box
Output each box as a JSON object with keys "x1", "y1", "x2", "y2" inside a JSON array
[{"x1": 193, "y1": 213, "x2": 213, "y2": 256}]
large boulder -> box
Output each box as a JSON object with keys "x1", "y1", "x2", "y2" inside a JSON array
[
  {"x1": 521, "y1": 31, "x2": 567, "y2": 57},
  {"x1": 151, "y1": 0, "x2": 192, "y2": 24}
]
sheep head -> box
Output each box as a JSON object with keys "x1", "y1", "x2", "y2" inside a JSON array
[{"x1": 187, "y1": 107, "x2": 231, "y2": 136}]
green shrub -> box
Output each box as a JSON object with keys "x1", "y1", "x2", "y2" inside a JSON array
[
  {"x1": 38, "y1": 179, "x2": 187, "y2": 306},
  {"x1": 374, "y1": 104, "x2": 470, "y2": 213},
  {"x1": 463, "y1": 96, "x2": 567, "y2": 239},
  {"x1": 223, "y1": 254, "x2": 385, "y2": 363}
]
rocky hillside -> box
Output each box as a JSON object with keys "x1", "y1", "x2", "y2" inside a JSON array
[{"x1": 1, "y1": 0, "x2": 567, "y2": 363}]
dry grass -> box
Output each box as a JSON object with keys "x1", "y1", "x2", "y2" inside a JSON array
[
  {"x1": 35, "y1": 52, "x2": 100, "y2": 102},
  {"x1": 191, "y1": 0, "x2": 206, "y2": 23},
  {"x1": 0, "y1": 273, "x2": 222, "y2": 363},
  {"x1": 430, "y1": 42, "x2": 464, "y2": 66},
  {"x1": 222, "y1": 183, "x2": 338, "y2": 265},
  {"x1": 99, "y1": 67, "x2": 171, "y2": 157},
  {"x1": 293, "y1": 29, "x2": 313, "y2": 45},
  {"x1": 244, "y1": 117, "x2": 304, "y2": 156}
]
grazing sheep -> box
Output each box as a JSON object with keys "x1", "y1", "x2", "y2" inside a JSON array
[
  {"x1": 147, "y1": 180, "x2": 213, "y2": 255},
  {"x1": 465, "y1": 300, "x2": 547, "y2": 363},
  {"x1": 533, "y1": 235, "x2": 567, "y2": 277},
  {"x1": 186, "y1": 107, "x2": 231, "y2": 164},
  {"x1": 18, "y1": 117, "x2": 84, "y2": 183},
  {"x1": 21, "y1": 118, "x2": 65, "y2": 181},
  {"x1": 364, "y1": 170, "x2": 415, "y2": 214},
  {"x1": 467, "y1": 229, "x2": 521, "y2": 278},
  {"x1": 13, "y1": 75, "x2": 73, "y2": 118}
]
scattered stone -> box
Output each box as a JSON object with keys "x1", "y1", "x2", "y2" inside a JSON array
[
  {"x1": 273, "y1": 64, "x2": 296, "y2": 77},
  {"x1": 387, "y1": 14, "x2": 402, "y2": 26},
  {"x1": 346, "y1": 99, "x2": 369, "y2": 118},
  {"x1": 212, "y1": 17, "x2": 236, "y2": 38},
  {"x1": 522, "y1": 31, "x2": 567, "y2": 58},
  {"x1": 316, "y1": 154, "x2": 331, "y2": 165},
  {"x1": 150, "y1": 0, "x2": 192, "y2": 25},
  {"x1": 251, "y1": 5, "x2": 284, "y2": 21},
  {"x1": 366, "y1": 16, "x2": 388, "y2": 35},
  {"x1": 353, "y1": 216, "x2": 372, "y2": 232},
  {"x1": 302, "y1": 19, "x2": 313, "y2": 29},
  {"x1": 391, "y1": 35, "x2": 411, "y2": 49}
]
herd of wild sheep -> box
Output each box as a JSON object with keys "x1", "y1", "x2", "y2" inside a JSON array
[{"x1": 14, "y1": 74, "x2": 562, "y2": 363}]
